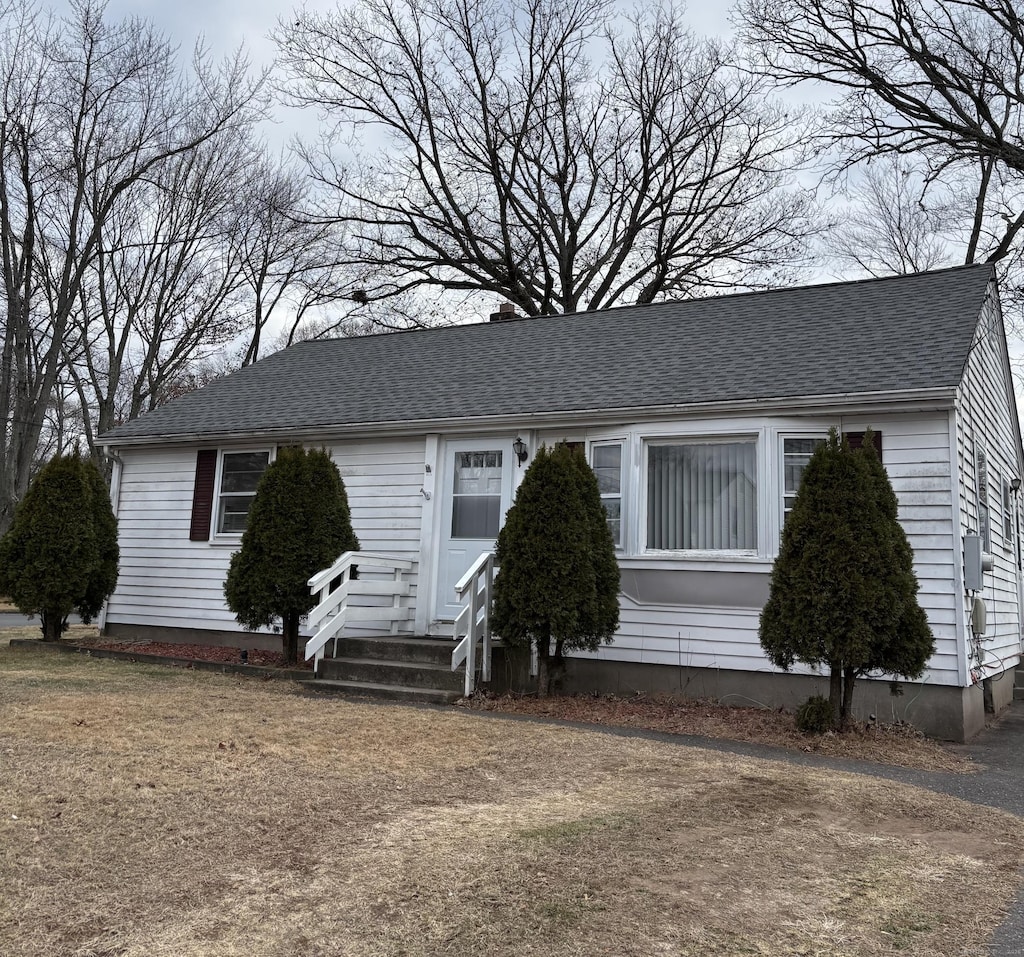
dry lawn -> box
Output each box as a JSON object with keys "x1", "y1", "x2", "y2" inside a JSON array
[
  {"x1": 12, "y1": 627, "x2": 977, "y2": 772},
  {"x1": 2, "y1": 645, "x2": 1023, "y2": 957},
  {"x1": 464, "y1": 693, "x2": 974, "y2": 773}
]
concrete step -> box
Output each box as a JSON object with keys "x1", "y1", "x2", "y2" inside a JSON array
[
  {"x1": 335, "y1": 635, "x2": 455, "y2": 666},
  {"x1": 298, "y1": 678, "x2": 460, "y2": 705},
  {"x1": 318, "y1": 655, "x2": 463, "y2": 692}
]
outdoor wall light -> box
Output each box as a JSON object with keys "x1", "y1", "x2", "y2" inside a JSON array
[
  {"x1": 1012, "y1": 476, "x2": 1022, "y2": 493},
  {"x1": 513, "y1": 436, "x2": 529, "y2": 466}
]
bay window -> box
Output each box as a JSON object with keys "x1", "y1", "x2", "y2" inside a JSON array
[{"x1": 646, "y1": 440, "x2": 757, "y2": 551}]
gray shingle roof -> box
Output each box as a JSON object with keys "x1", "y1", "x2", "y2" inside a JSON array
[{"x1": 101, "y1": 264, "x2": 996, "y2": 444}]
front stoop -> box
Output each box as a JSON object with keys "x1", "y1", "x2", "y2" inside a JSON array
[
  {"x1": 1015, "y1": 668, "x2": 1024, "y2": 701},
  {"x1": 299, "y1": 635, "x2": 463, "y2": 705}
]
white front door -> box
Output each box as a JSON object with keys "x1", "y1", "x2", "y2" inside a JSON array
[{"x1": 435, "y1": 439, "x2": 515, "y2": 620}]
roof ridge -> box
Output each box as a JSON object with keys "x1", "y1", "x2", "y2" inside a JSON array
[{"x1": 289, "y1": 263, "x2": 995, "y2": 347}]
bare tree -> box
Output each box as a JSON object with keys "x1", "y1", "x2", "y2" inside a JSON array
[
  {"x1": 736, "y1": 0, "x2": 1024, "y2": 264},
  {"x1": 63, "y1": 134, "x2": 256, "y2": 459},
  {"x1": 274, "y1": 0, "x2": 819, "y2": 318},
  {"x1": 0, "y1": 0, "x2": 266, "y2": 530},
  {"x1": 827, "y1": 157, "x2": 1024, "y2": 324},
  {"x1": 228, "y1": 154, "x2": 344, "y2": 366},
  {"x1": 830, "y1": 158, "x2": 960, "y2": 276}
]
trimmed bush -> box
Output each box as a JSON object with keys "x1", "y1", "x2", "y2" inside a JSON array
[
  {"x1": 795, "y1": 695, "x2": 834, "y2": 734},
  {"x1": 0, "y1": 452, "x2": 119, "y2": 640},
  {"x1": 760, "y1": 428, "x2": 934, "y2": 730},
  {"x1": 224, "y1": 447, "x2": 359, "y2": 665},
  {"x1": 491, "y1": 444, "x2": 619, "y2": 695}
]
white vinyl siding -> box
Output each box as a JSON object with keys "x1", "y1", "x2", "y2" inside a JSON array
[
  {"x1": 105, "y1": 438, "x2": 427, "y2": 635},
  {"x1": 565, "y1": 414, "x2": 965, "y2": 690},
  {"x1": 879, "y1": 417, "x2": 962, "y2": 686},
  {"x1": 105, "y1": 449, "x2": 239, "y2": 631},
  {"x1": 573, "y1": 595, "x2": 964, "y2": 678},
  {"x1": 954, "y1": 295, "x2": 1022, "y2": 681},
  {"x1": 107, "y1": 395, "x2": 1014, "y2": 698}
]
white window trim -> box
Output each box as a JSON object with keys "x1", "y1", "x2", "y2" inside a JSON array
[
  {"x1": 779, "y1": 431, "x2": 829, "y2": 528},
  {"x1": 977, "y1": 446, "x2": 992, "y2": 553},
  {"x1": 640, "y1": 433, "x2": 761, "y2": 558},
  {"x1": 1002, "y1": 474, "x2": 1014, "y2": 550},
  {"x1": 212, "y1": 447, "x2": 275, "y2": 540},
  {"x1": 588, "y1": 438, "x2": 626, "y2": 551}
]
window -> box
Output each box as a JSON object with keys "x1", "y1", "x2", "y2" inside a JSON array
[
  {"x1": 781, "y1": 431, "x2": 882, "y2": 522},
  {"x1": 782, "y1": 437, "x2": 826, "y2": 516},
  {"x1": 978, "y1": 448, "x2": 991, "y2": 552},
  {"x1": 216, "y1": 450, "x2": 271, "y2": 534},
  {"x1": 451, "y1": 450, "x2": 503, "y2": 539},
  {"x1": 646, "y1": 441, "x2": 757, "y2": 551},
  {"x1": 591, "y1": 443, "x2": 622, "y2": 547},
  {"x1": 1003, "y1": 476, "x2": 1014, "y2": 546}
]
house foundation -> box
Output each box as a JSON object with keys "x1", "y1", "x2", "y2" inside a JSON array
[{"x1": 558, "y1": 658, "x2": 1002, "y2": 743}]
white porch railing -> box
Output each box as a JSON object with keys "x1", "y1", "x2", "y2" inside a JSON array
[
  {"x1": 451, "y1": 551, "x2": 495, "y2": 697},
  {"x1": 304, "y1": 551, "x2": 414, "y2": 673}
]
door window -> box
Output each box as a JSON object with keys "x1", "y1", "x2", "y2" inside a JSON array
[{"x1": 451, "y1": 450, "x2": 503, "y2": 538}]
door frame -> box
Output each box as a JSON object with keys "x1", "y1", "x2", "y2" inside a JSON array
[{"x1": 419, "y1": 433, "x2": 532, "y2": 632}]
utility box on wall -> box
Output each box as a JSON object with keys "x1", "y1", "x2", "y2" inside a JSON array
[
  {"x1": 965, "y1": 534, "x2": 983, "y2": 591},
  {"x1": 964, "y1": 535, "x2": 994, "y2": 591}
]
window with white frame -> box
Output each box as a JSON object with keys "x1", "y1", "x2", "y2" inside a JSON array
[
  {"x1": 782, "y1": 436, "x2": 826, "y2": 517},
  {"x1": 978, "y1": 448, "x2": 991, "y2": 552},
  {"x1": 1003, "y1": 475, "x2": 1014, "y2": 546},
  {"x1": 216, "y1": 450, "x2": 271, "y2": 534},
  {"x1": 591, "y1": 443, "x2": 623, "y2": 547},
  {"x1": 646, "y1": 440, "x2": 757, "y2": 551},
  {"x1": 451, "y1": 450, "x2": 503, "y2": 539}
]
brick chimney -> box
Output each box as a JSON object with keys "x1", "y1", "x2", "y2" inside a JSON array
[{"x1": 489, "y1": 302, "x2": 516, "y2": 322}]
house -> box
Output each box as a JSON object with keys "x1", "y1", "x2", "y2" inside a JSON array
[{"x1": 98, "y1": 264, "x2": 1023, "y2": 741}]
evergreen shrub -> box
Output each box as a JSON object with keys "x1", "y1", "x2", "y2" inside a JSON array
[
  {"x1": 491, "y1": 444, "x2": 619, "y2": 695},
  {"x1": 224, "y1": 447, "x2": 359, "y2": 665},
  {"x1": 0, "y1": 452, "x2": 119, "y2": 640}
]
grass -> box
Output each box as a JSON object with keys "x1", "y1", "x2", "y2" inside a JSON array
[
  {"x1": 2, "y1": 644, "x2": 1024, "y2": 957},
  {"x1": 465, "y1": 692, "x2": 975, "y2": 773},
  {"x1": 15, "y1": 626, "x2": 976, "y2": 771}
]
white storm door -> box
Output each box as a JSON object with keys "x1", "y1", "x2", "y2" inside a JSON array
[{"x1": 435, "y1": 440, "x2": 514, "y2": 620}]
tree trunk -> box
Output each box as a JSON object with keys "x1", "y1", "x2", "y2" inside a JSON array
[
  {"x1": 282, "y1": 612, "x2": 300, "y2": 666},
  {"x1": 40, "y1": 611, "x2": 64, "y2": 642},
  {"x1": 840, "y1": 667, "x2": 858, "y2": 731},
  {"x1": 548, "y1": 637, "x2": 566, "y2": 694},
  {"x1": 828, "y1": 668, "x2": 843, "y2": 730},
  {"x1": 536, "y1": 632, "x2": 552, "y2": 697}
]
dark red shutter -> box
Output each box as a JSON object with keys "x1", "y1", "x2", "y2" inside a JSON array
[
  {"x1": 189, "y1": 449, "x2": 218, "y2": 541},
  {"x1": 845, "y1": 431, "x2": 883, "y2": 457}
]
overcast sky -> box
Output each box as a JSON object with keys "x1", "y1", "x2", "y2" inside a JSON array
[
  {"x1": 95, "y1": 0, "x2": 738, "y2": 148},
  {"x1": 100, "y1": 0, "x2": 736, "y2": 59}
]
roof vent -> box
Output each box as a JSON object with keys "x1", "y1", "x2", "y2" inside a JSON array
[{"x1": 489, "y1": 302, "x2": 516, "y2": 322}]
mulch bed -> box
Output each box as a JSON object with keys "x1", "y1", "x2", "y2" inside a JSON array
[{"x1": 73, "y1": 638, "x2": 313, "y2": 670}]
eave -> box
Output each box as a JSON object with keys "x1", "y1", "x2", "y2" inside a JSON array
[{"x1": 99, "y1": 385, "x2": 959, "y2": 451}]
